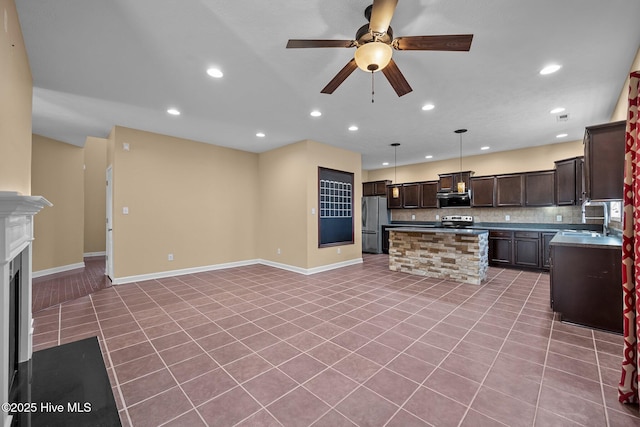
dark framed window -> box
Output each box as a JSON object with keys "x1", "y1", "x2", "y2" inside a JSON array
[{"x1": 318, "y1": 167, "x2": 354, "y2": 247}]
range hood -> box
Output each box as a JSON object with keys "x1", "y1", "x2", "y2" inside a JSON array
[
  {"x1": 436, "y1": 190, "x2": 471, "y2": 199},
  {"x1": 437, "y1": 190, "x2": 472, "y2": 208}
]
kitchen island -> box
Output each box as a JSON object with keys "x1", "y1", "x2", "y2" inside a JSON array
[
  {"x1": 389, "y1": 228, "x2": 489, "y2": 285},
  {"x1": 549, "y1": 231, "x2": 622, "y2": 333}
]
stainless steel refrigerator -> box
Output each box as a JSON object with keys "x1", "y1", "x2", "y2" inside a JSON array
[{"x1": 362, "y1": 196, "x2": 390, "y2": 253}]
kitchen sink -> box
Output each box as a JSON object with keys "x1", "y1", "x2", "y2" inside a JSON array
[{"x1": 559, "y1": 230, "x2": 602, "y2": 238}]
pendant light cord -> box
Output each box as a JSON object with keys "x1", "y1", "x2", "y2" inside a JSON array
[
  {"x1": 371, "y1": 71, "x2": 375, "y2": 103},
  {"x1": 459, "y1": 133, "x2": 462, "y2": 171},
  {"x1": 394, "y1": 145, "x2": 397, "y2": 183}
]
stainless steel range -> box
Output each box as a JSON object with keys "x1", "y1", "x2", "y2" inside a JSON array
[{"x1": 441, "y1": 215, "x2": 474, "y2": 228}]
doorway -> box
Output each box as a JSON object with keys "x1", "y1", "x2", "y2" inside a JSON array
[{"x1": 106, "y1": 166, "x2": 113, "y2": 280}]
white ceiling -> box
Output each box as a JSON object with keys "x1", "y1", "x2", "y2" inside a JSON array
[{"x1": 15, "y1": 0, "x2": 640, "y2": 170}]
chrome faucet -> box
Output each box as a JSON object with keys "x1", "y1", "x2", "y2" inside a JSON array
[{"x1": 581, "y1": 200, "x2": 609, "y2": 236}]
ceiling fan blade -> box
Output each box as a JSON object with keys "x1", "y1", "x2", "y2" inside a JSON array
[
  {"x1": 286, "y1": 39, "x2": 355, "y2": 48},
  {"x1": 369, "y1": 0, "x2": 398, "y2": 34},
  {"x1": 394, "y1": 34, "x2": 473, "y2": 51},
  {"x1": 321, "y1": 59, "x2": 358, "y2": 94},
  {"x1": 381, "y1": 59, "x2": 412, "y2": 97}
]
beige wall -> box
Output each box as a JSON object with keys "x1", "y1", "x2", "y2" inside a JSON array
[
  {"x1": 0, "y1": 0, "x2": 32, "y2": 194},
  {"x1": 31, "y1": 134, "x2": 85, "y2": 272},
  {"x1": 109, "y1": 126, "x2": 259, "y2": 279},
  {"x1": 257, "y1": 141, "x2": 309, "y2": 268},
  {"x1": 365, "y1": 140, "x2": 583, "y2": 183},
  {"x1": 305, "y1": 140, "x2": 362, "y2": 269},
  {"x1": 612, "y1": 47, "x2": 640, "y2": 121},
  {"x1": 84, "y1": 136, "x2": 107, "y2": 255},
  {"x1": 257, "y1": 140, "x2": 362, "y2": 270}
]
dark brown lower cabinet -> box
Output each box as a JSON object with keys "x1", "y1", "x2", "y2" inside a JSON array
[
  {"x1": 489, "y1": 229, "x2": 557, "y2": 271},
  {"x1": 488, "y1": 230, "x2": 513, "y2": 265},
  {"x1": 513, "y1": 231, "x2": 540, "y2": 268},
  {"x1": 541, "y1": 232, "x2": 555, "y2": 269},
  {"x1": 550, "y1": 243, "x2": 622, "y2": 333}
]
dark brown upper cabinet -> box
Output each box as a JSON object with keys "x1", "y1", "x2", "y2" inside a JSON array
[
  {"x1": 386, "y1": 185, "x2": 403, "y2": 208},
  {"x1": 470, "y1": 176, "x2": 495, "y2": 207},
  {"x1": 363, "y1": 180, "x2": 391, "y2": 197},
  {"x1": 495, "y1": 174, "x2": 524, "y2": 207},
  {"x1": 419, "y1": 181, "x2": 438, "y2": 208},
  {"x1": 402, "y1": 183, "x2": 421, "y2": 208},
  {"x1": 584, "y1": 120, "x2": 625, "y2": 201},
  {"x1": 555, "y1": 157, "x2": 584, "y2": 205},
  {"x1": 438, "y1": 171, "x2": 473, "y2": 192},
  {"x1": 524, "y1": 170, "x2": 556, "y2": 207}
]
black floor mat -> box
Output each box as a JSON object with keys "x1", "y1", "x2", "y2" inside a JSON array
[{"x1": 11, "y1": 336, "x2": 121, "y2": 427}]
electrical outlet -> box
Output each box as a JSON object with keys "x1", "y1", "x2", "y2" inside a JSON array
[
  {"x1": 168, "y1": 253, "x2": 173, "y2": 261},
  {"x1": 556, "y1": 215, "x2": 563, "y2": 222},
  {"x1": 411, "y1": 214, "x2": 416, "y2": 220},
  {"x1": 277, "y1": 248, "x2": 281, "y2": 255},
  {"x1": 435, "y1": 214, "x2": 440, "y2": 220},
  {"x1": 122, "y1": 207, "x2": 129, "y2": 215},
  {"x1": 337, "y1": 248, "x2": 341, "y2": 254},
  {"x1": 505, "y1": 215, "x2": 510, "y2": 221}
]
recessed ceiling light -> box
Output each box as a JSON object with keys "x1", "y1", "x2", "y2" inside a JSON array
[
  {"x1": 556, "y1": 133, "x2": 568, "y2": 138},
  {"x1": 550, "y1": 107, "x2": 565, "y2": 114},
  {"x1": 425, "y1": 155, "x2": 433, "y2": 159},
  {"x1": 348, "y1": 125, "x2": 358, "y2": 131},
  {"x1": 481, "y1": 146, "x2": 490, "y2": 150},
  {"x1": 540, "y1": 64, "x2": 562, "y2": 75},
  {"x1": 382, "y1": 162, "x2": 389, "y2": 166},
  {"x1": 421, "y1": 104, "x2": 435, "y2": 111},
  {"x1": 310, "y1": 110, "x2": 322, "y2": 117},
  {"x1": 206, "y1": 68, "x2": 223, "y2": 78},
  {"x1": 167, "y1": 108, "x2": 180, "y2": 116},
  {"x1": 256, "y1": 132, "x2": 266, "y2": 138}
]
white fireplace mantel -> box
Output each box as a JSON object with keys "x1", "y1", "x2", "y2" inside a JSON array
[
  {"x1": 0, "y1": 191, "x2": 51, "y2": 427},
  {"x1": 0, "y1": 192, "x2": 51, "y2": 263}
]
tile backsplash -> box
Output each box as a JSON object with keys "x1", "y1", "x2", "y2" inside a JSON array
[{"x1": 392, "y1": 206, "x2": 584, "y2": 224}]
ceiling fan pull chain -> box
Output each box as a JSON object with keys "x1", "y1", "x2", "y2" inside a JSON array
[{"x1": 371, "y1": 70, "x2": 375, "y2": 103}]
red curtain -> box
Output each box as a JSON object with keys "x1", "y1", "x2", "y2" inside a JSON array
[{"x1": 619, "y1": 71, "x2": 640, "y2": 404}]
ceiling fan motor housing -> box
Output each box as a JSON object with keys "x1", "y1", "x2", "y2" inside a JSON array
[{"x1": 356, "y1": 24, "x2": 393, "y2": 46}]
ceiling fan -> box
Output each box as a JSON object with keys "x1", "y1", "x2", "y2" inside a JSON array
[{"x1": 286, "y1": 0, "x2": 473, "y2": 97}]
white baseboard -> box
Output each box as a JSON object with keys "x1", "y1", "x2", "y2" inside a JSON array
[
  {"x1": 259, "y1": 258, "x2": 363, "y2": 275},
  {"x1": 110, "y1": 257, "x2": 364, "y2": 285},
  {"x1": 84, "y1": 251, "x2": 106, "y2": 258},
  {"x1": 33, "y1": 262, "x2": 85, "y2": 279},
  {"x1": 111, "y1": 259, "x2": 261, "y2": 285}
]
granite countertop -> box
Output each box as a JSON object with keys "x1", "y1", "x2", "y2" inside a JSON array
[
  {"x1": 388, "y1": 221, "x2": 602, "y2": 233},
  {"x1": 549, "y1": 232, "x2": 622, "y2": 249},
  {"x1": 389, "y1": 227, "x2": 489, "y2": 235}
]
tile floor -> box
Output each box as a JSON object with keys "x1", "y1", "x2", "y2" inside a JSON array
[
  {"x1": 32, "y1": 256, "x2": 112, "y2": 312},
  {"x1": 32, "y1": 254, "x2": 640, "y2": 427}
]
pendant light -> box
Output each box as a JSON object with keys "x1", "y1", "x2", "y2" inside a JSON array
[
  {"x1": 391, "y1": 143, "x2": 400, "y2": 198},
  {"x1": 454, "y1": 129, "x2": 467, "y2": 193}
]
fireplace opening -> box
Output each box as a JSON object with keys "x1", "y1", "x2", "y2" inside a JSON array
[{"x1": 8, "y1": 253, "x2": 21, "y2": 396}]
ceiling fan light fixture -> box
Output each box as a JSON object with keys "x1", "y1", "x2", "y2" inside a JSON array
[{"x1": 354, "y1": 42, "x2": 393, "y2": 72}]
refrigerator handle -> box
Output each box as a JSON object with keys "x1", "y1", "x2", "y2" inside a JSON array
[{"x1": 362, "y1": 198, "x2": 367, "y2": 227}]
